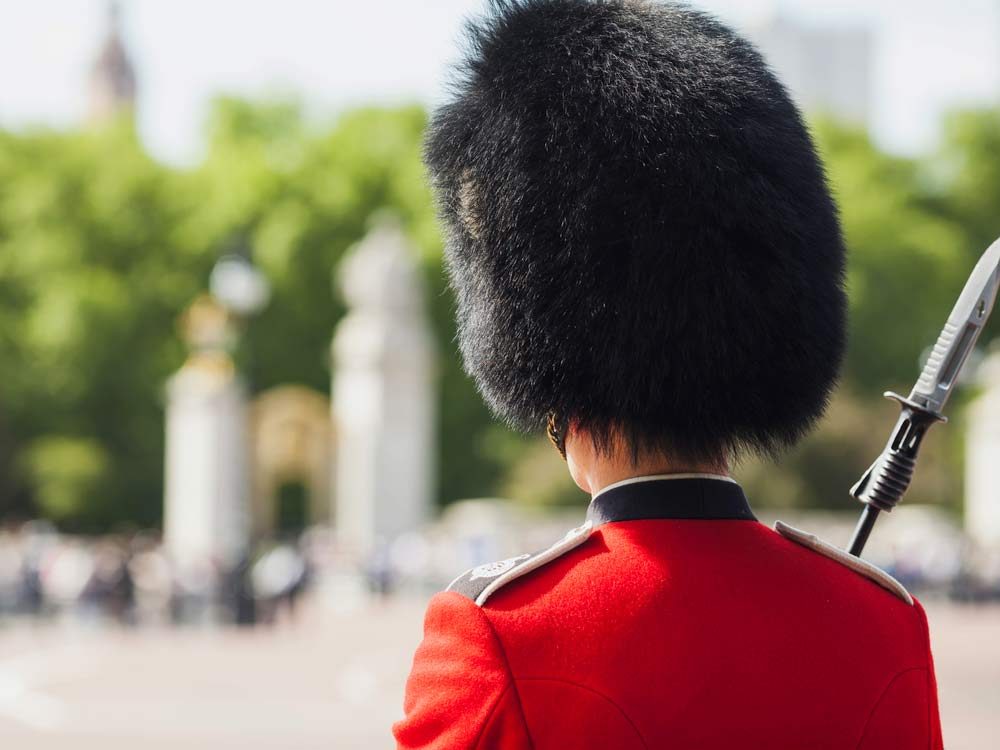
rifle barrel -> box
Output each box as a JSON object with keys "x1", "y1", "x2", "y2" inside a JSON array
[{"x1": 847, "y1": 505, "x2": 880, "y2": 557}]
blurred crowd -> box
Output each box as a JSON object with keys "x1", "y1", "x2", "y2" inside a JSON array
[
  {"x1": 767, "y1": 509, "x2": 1000, "y2": 603},
  {"x1": 0, "y1": 520, "x2": 321, "y2": 628},
  {"x1": 0, "y1": 506, "x2": 511, "y2": 628},
  {"x1": 884, "y1": 544, "x2": 1000, "y2": 603},
  {"x1": 3, "y1": 507, "x2": 1000, "y2": 629}
]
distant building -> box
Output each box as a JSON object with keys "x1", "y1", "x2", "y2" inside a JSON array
[
  {"x1": 746, "y1": 15, "x2": 873, "y2": 127},
  {"x1": 88, "y1": 1, "x2": 137, "y2": 125}
]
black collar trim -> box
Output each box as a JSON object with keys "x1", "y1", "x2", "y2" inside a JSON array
[{"x1": 586, "y1": 477, "x2": 756, "y2": 525}]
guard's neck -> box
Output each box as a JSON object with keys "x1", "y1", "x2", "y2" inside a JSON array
[
  {"x1": 566, "y1": 435, "x2": 728, "y2": 498},
  {"x1": 583, "y1": 462, "x2": 729, "y2": 498}
]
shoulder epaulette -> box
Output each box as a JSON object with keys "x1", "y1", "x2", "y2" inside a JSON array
[
  {"x1": 447, "y1": 520, "x2": 594, "y2": 606},
  {"x1": 774, "y1": 521, "x2": 913, "y2": 605}
]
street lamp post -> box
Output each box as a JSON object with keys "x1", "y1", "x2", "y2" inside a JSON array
[
  {"x1": 210, "y1": 248, "x2": 271, "y2": 319},
  {"x1": 209, "y1": 238, "x2": 271, "y2": 391},
  {"x1": 209, "y1": 239, "x2": 270, "y2": 625}
]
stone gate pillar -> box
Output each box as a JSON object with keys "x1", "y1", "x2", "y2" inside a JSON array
[
  {"x1": 164, "y1": 295, "x2": 251, "y2": 571},
  {"x1": 965, "y1": 352, "x2": 1000, "y2": 548},
  {"x1": 332, "y1": 219, "x2": 436, "y2": 556}
]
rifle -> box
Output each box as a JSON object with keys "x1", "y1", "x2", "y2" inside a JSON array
[{"x1": 847, "y1": 239, "x2": 1000, "y2": 557}]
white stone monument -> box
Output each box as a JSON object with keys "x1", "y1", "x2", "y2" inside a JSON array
[
  {"x1": 965, "y1": 350, "x2": 1000, "y2": 548},
  {"x1": 164, "y1": 295, "x2": 251, "y2": 570},
  {"x1": 332, "y1": 218, "x2": 436, "y2": 556}
]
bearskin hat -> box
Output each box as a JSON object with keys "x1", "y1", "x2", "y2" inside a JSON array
[{"x1": 425, "y1": 0, "x2": 847, "y2": 462}]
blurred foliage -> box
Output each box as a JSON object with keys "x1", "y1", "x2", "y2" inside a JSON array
[
  {"x1": 0, "y1": 118, "x2": 199, "y2": 529},
  {"x1": 813, "y1": 121, "x2": 970, "y2": 394},
  {"x1": 0, "y1": 101, "x2": 515, "y2": 531},
  {"x1": 20, "y1": 435, "x2": 111, "y2": 522},
  {"x1": 736, "y1": 389, "x2": 960, "y2": 511},
  {"x1": 737, "y1": 116, "x2": 994, "y2": 511},
  {"x1": 938, "y1": 109, "x2": 1000, "y2": 254},
  {"x1": 1, "y1": 102, "x2": 999, "y2": 528}
]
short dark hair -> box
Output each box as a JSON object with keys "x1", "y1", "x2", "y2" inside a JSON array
[{"x1": 425, "y1": 0, "x2": 847, "y2": 462}]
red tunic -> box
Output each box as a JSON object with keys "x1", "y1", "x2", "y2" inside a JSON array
[{"x1": 394, "y1": 477, "x2": 943, "y2": 749}]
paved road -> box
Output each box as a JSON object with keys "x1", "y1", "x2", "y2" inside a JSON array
[
  {"x1": 926, "y1": 602, "x2": 1000, "y2": 750},
  {"x1": 0, "y1": 599, "x2": 994, "y2": 749}
]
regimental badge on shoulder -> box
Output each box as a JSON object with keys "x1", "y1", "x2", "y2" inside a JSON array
[
  {"x1": 447, "y1": 521, "x2": 594, "y2": 606},
  {"x1": 774, "y1": 521, "x2": 913, "y2": 605}
]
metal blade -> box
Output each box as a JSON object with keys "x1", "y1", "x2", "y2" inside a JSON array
[{"x1": 910, "y1": 238, "x2": 1000, "y2": 413}]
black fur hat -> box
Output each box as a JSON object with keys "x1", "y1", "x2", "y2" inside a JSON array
[{"x1": 426, "y1": 0, "x2": 847, "y2": 461}]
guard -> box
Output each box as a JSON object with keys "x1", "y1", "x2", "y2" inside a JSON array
[{"x1": 394, "y1": 1, "x2": 943, "y2": 747}]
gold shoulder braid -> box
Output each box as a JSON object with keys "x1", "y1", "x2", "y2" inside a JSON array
[{"x1": 546, "y1": 412, "x2": 568, "y2": 460}]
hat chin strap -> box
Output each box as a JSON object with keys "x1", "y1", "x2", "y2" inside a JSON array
[{"x1": 546, "y1": 412, "x2": 568, "y2": 461}]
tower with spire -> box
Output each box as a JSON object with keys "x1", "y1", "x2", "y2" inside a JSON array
[{"x1": 88, "y1": 1, "x2": 137, "y2": 125}]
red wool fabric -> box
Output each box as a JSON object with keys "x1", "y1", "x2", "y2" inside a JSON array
[{"x1": 394, "y1": 520, "x2": 943, "y2": 749}]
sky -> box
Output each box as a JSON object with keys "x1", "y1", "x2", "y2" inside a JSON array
[{"x1": 1, "y1": 0, "x2": 998, "y2": 165}]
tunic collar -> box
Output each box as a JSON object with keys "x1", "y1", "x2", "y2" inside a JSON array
[{"x1": 586, "y1": 475, "x2": 756, "y2": 525}]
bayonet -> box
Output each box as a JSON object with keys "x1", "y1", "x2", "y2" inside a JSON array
[{"x1": 847, "y1": 238, "x2": 1000, "y2": 557}]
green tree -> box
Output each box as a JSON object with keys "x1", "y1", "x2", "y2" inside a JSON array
[
  {"x1": 736, "y1": 121, "x2": 973, "y2": 510},
  {"x1": 0, "y1": 101, "x2": 522, "y2": 529},
  {"x1": 938, "y1": 109, "x2": 1000, "y2": 256},
  {"x1": 3, "y1": 104, "x2": 995, "y2": 528},
  {"x1": 0, "y1": 119, "x2": 201, "y2": 529},
  {"x1": 813, "y1": 120, "x2": 969, "y2": 394}
]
